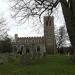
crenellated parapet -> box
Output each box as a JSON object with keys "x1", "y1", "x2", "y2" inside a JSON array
[
  {"x1": 13, "y1": 16, "x2": 57, "y2": 55},
  {"x1": 17, "y1": 36, "x2": 43, "y2": 39},
  {"x1": 14, "y1": 34, "x2": 45, "y2": 44}
]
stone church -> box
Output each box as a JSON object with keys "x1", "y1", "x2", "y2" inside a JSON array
[{"x1": 12, "y1": 16, "x2": 57, "y2": 56}]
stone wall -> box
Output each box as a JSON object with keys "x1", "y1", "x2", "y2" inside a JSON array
[
  {"x1": 12, "y1": 16, "x2": 57, "y2": 55},
  {"x1": 44, "y1": 16, "x2": 57, "y2": 54}
]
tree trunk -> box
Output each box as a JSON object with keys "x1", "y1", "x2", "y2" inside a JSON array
[
  {"x1": 59, "y1": 0, "x2": 75, "y2": 54},
  {"x1": 69, "y1": 0, "x2": 75, "y2": 28}
]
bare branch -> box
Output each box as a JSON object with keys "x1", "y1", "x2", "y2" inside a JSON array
[
  {"x1": 10, "y1": 0, "x2": 59, "y2": 22},
  {"x1": 0, "y1": 17, "x2": 8, "y2": 40}
]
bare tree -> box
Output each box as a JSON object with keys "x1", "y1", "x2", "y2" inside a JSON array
[
  {"x1": 10, "y1": 0, "x2": 59, "y2": 22},
  {"x1": 60, "y1": 0, "x2": 75, "y2": 53},
  {"x1": 0, "y1": 17, "x2": 8, "y2": 40},
  {"x1": 57, "y1": 26, "x2": 69, "y2": 48},
  {"x1": 10, "y1": 0, "x2": 75, "y2": 53}
]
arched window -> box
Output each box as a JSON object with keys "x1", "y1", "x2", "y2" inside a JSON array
[
  {"x1": 46, "y1": 17, "x2": 51, "y2": 26},
  {"x1": 17, "y1": 45, "x2": 24, "y2": 55},
  {"x1": 46, "y1": 19, "x2": 48, "y2": 26},
  {"x1": 37, "y1": 46, "x2": 40, "y2": 52},
  {"x1": 21, "y1": 46, "x2": 23, "y2": 51},
  {"x1": 48, "y1": 19, "x2": 51, "y2": 26},
  {"x1": 19, "y1": 46, "x2": 23, "y2": 55},
  {"x1": 26, "y1": 48, "x2": 30, "y2": 54}
]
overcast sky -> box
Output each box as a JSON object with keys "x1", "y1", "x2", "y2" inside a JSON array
[{"x1": 0, "y1": 0, "x2": 65, "y2": 37}]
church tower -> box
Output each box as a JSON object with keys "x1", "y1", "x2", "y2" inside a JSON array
[{"x1": 44, "y1": 16, "x2": 56, "y2": 54}]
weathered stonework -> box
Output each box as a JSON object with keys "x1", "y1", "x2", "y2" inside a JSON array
[
  {"x1": 44, "y1": 16, "x2": 56, "y2": 54},
  {"x1": 12, "y1": 16, "x2": 57, "y2": 56}
]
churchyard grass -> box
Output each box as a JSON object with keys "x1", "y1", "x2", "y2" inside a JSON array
[{"x1": 0, "y1": 55, "x2": 75, "y2": 75}]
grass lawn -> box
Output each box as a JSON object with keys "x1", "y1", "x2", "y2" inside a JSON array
[{"x1": 0, "y1": 55, "x2": 75, "y2": 75}]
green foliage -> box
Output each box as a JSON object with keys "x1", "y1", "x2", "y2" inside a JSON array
[{"x1": 8, "y1": 54, "x2": 21, "y2": 65}]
